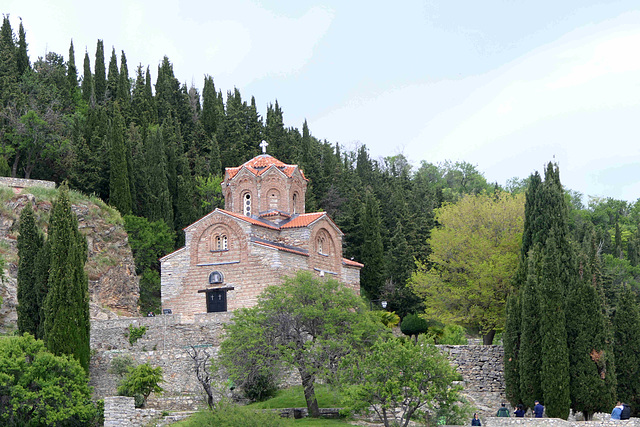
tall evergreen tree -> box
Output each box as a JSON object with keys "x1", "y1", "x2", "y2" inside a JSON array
[
  {"x1": 201, "y1": 75, "x2": 218, "y2": 138},
  {"x1": 145, "y1": 126, "x2": 173, "y2": 226},
  {"x1": 81, "y1": 50, "x2": 93, "y2": 104},
  {"x1": 0, "y1": 16, "x2": 18, "y2": 107},
  {"x1": 67, "y1": 40, "x2": 78, "y2": 108},
  {"x1": 613, "y1": 284, "x2": 640, "y2": 414},
  {"x1": 117, "y1": 50, "x2": 131, "y2": 119},
  {"x1": 106, "y1": 47, "x2": 118, "y2": 101},
  {"x1": 16, "y1": 19, "x2": 30, "y2": 76},
  {"x1": 43, "y1": 184, "x2": 91, "y2": 372},
  {"x1": 108, "y1": 106, "x2": 132, "y2": 214},
  {"x1": 94, "y1": 40, "x2": 106, "y2": 102},
  {"x1": 503, "y1": 292, "x2": 522, "y2": 407},
  {"x1": 16, "y1": 203, "x2": 45, "y2": 337},
  {"x1": 34, "y1": 240, "x2": 50, "y2": 340},
  {"x1": 359, "y1": 191, "x2": 384, "y2": 299}
]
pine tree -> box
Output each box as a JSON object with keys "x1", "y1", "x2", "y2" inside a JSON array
[
  {"x1": 81, "y1": 50, "x2": 93, "y2": 104},
  {"x1": 17, "y1": 203, "x2": 45, "y2": 337},
  {"x1": 16, "y1": 19, "x2": 30, "y2": 76},
  {"x1": 108, "y1": 105, "x2": 132, "y2": 214},
  {"x1": 94, "y1": 40, "x2": 106, "y2": 102},
  {"x1": 43, "y1": 184, "x2": 91, "y2": 372}
]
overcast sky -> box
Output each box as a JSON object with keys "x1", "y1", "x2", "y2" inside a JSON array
[{"x1": 5, "y1": 0, "x2": 640, "y2": 202}]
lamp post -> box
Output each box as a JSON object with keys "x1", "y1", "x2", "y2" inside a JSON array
[{"x1": 370, "y1": 299, "x2": 388, "y2": 310}]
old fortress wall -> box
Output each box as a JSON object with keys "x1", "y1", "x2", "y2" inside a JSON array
[{"x1": 89, "y1": 314, "x2": 507, "y2": 414}]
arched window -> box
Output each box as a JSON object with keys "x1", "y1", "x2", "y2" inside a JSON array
[
  {"x1": 292, "y1": 193, "x2": 298, "y2": 214},
  {"x1": 243, "y1": 193, "x2": 251, "y2": 216},
  {"x1": 213, "y1": 234, "x2": 229, "y2": 251},
  {"x1": 317, "y1": 236, "x2": 325, "y2": 255},
  {"x1": 269, "y1": 189, "x2": 280, "y2": 210},
  {"x1": 209, "y1": 271, "x2": 224, "y2": 284}
]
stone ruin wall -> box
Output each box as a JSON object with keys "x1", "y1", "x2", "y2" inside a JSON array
[
  {"x1": 0, "y1": 177, "x2": 56, "y2": 193},
  {"x1": 90, "y1": 315, "x2": 507, "y2": 413}
]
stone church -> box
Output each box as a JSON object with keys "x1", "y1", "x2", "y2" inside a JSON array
[{"x1": 160, "y1": 151, "x2": 362, "y2": 319}]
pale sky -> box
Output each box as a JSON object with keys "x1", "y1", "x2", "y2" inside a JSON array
[{"x1": 5, "y1": 0, "x2": 640, "y2": 202}]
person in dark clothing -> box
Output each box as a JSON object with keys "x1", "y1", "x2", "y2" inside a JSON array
[
  {"x1": 497, "y1": 403, "x2": 510, "y2": 417},
  {"x1": 514, "y1": 404, "x2": 525, "y2": 417},
  {"x1": 534, "y1": 400, "x2": 544, "y2": 418},
  {"x1": 621, "y1": 403, "x2": 631, "y2": 420},
  {"x1": 471, "y1": 413, "x2": 481, "y2": 426}
]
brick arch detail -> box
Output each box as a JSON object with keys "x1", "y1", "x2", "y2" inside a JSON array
[
  {"x1": 192, "y1": 214, "x2": 248, "y2": 265},
  {"x1": 310, "y1": 223, "x2": 341, "y2": 274}
]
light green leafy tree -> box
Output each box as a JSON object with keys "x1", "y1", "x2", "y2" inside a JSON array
[
  {"x1": 218, "y1": 271, "x2": 385, "y2": 417},
  {"x1": 0, "y1": 334, "x2": 97, "y2": 425},
  {"x1": 340, "y1": 335, "x2": 469, "y2": 427},
  {"x1": 117, "y1": 363, "x2": 164, "y2": 408},
  {"x1": 409, "y1": 191, "x2": 525, "y2": 344}
]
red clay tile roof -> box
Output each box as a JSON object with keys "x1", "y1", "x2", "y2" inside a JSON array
[
  {"x1": 343, "y1": 258, "x2": 364, "y2": 268},
  {"x1": 252, "y1": 240, "x2": 309, "y2": 256},
  {"x1": 280, "y1": 212, "x2": 326, "y2": 229},
  {"x1": 226, "y1": 154, "x2": 307, "y2": 180},
  {"x1": 220, "y1": 209, "x2": 279, "y2": 230},
  {"x1": 259, "y1": 210, "x2": 291, "y2": 219}
]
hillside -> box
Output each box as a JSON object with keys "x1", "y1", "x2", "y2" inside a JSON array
[{"x1": 0, "y1": 185, "x2": 139, "y2": 332}]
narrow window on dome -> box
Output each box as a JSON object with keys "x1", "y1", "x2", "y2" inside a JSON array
[{"x1": 244, "y1": 193, "x2": 251, "y2": 216}]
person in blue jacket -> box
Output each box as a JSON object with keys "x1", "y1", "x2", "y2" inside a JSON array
[
  {"x1": 611, "y1": 402, "x2": 623, "y2": 420},
  {"x1": 533, "y1": 400, "x2": 544, "y2": 418},
  {"x1": 471, "y1": 413, "x2": 481, "y2": 426},
  {"x1": 514, "y1": 404, "x2": 525, "y2": 417}
]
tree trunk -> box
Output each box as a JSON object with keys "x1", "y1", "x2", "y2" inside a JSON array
[
  {"x1": 11, "y1": 152, "x2": 20, "y2": 178},
  {"x1": 299, "y1": 367, "x2": 320, "y2": 417},
  {"x1": 483, "y1": 329, "x2": 496, "y2": 345}
]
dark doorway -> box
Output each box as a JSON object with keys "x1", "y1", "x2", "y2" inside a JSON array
[{"x1": 206, "y1": 289, "x2": 227, "y2": 312}]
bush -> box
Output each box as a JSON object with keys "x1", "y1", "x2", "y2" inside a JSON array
[
  {"x1": 127, "y1": 324, "x2": 147, "y2": 345},
  {"x1": 400, "y1": 313, "x2": 429, "y2": 341},
  {"x1": 439, "y1": 324, "x2": 468, "y2": 345},
  {"x1": 242, "y1": 372, "x2": 279, "y2": 402},
  {"x1": 109, "y1": 354, "x2": 136, "y2": 377},
  {"x1": 117, "y1": 363, "x2": 164, "y2": 408},
  {"x1": 175, "y1": 401, "x2": 291, "y2": 427}
]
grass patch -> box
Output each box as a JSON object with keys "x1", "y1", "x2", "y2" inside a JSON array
[{"x1": 248, "y1": 385, "x2": 342, "y2": 409}]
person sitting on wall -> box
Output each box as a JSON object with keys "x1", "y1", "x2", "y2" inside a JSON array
[
  {"x1": 611, "y1": 402, "x2": 623, "y2": 420},
  {"x1": 620, "y1": 402, "x2": 631, "y2": 420},
  {"x1": 514, "y1": 404, "x2": 525, "y2": 418},
  {"x1": 471, "y1": 413, "x2": 481, "y2": 426},
  {"x1": 534, "y1": 400, "x2": 544, "y2": 418},
  {"x1": 496, "y1": 403, "x2": 510, "y2": 417}
]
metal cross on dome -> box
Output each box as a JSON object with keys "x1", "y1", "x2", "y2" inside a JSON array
[{"x1": 260, "y1": 140, "x2": 268, "y2": 154}]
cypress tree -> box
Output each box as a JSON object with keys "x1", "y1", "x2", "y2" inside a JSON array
[
  {"x1": 360, "y1": 191, "x2": 384, "y2": 299},
  {"x1": 0, "y1": 16, "x2": 18, "y2": 107},
  {"x1": 613, "y1": 284, "x2": 640, "y2": 414},
  {"x1": 81, "y1": 50, "x2": 93, "y2": 104},
  {"x1": 519, "y1": 245, "x2": 543, "y2": 408},
  {"x1": 144, "y1": 66, "x2": 157, "y2": 123},
  {"x1": 94, "y1": 39, "x2": 106, "y2": 102},
  {"x1": 117, "y1": 50, "x2": 131, "y2": 120},
  {"x1": 16, "y1": 203, "x2": 44, "y2": 337},
  {"x1": 108, "y1": 106, "x2": 132, "y2": 214},
  {"x1": 106, "y1": 47, "x2": 118, "y2": 101},
  {"x1": 201, "y1": 75, "x2": 218, "y2": 138},
  {"x1": 34, "y1": 241, "x2": 50, "y2": 340},
  {"x1": 16, "y1": 19, "x2": 30, "y2": 76},
  {"x1": 145, "y1": 126, "x2": 173, "y2": 226},
  {"x1": 67, "y1": 40, "x2": 78, "y2": 108},
  {"x1": 43, "y1": 184, "x2": 91, "y2": 372},
  {"x1": 538, "y1": 231, "x2": 570, "y2": 419},
  {"x1": 503, "y1": 292, "x2": 522, "y2": 407}
]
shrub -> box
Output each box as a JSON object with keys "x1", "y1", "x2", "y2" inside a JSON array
[
  {"x1": 400, "y1": 313, "x2": 429, "y2": 342},
  {"x1": 127, "y1": 324, "x2": 147, "y2": 345},
  {"x1": 117, "y1": 363, "x2": 164, "y2": 408},
  {"x1": 175, "y1": 401, "x2": 290, "y2": 427},
  {"x1": 109, "y1": 354, "x2": 136, "y2": 377},
  {"x1": 439, "y1": 324, "x2": 468, "y2": 345}
]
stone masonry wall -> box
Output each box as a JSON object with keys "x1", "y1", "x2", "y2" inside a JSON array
[
  {"x1": 91, "y1": 316, "x2": 508, "y2": 413},
  {"x1": 0, "y1": 177, "x2": 56, "y2": 192}
]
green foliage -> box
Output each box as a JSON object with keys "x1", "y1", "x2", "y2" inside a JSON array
[
  {"x1": 17, "y1": 203, "x2": 45, "y2": 337},
  {"x1": 248, "y1": 384, "x2": 342, "y2": 409},
  {"x1": 410, "y1": 192, "x2": 525, "y2": 342},
  {"x1": 174, "y1": 401, "x2": 292, "y2": 427},
  {"x1": 0, "y1": 334, "x2": 97, "y2": 425},
  {"x1": 127, "y1": 324, "x2": 147, "y2": 345},
  {"x1": 109, "y1": 354, "x2": 136, "y2": 378},
  {"x1": 117, "y1": 362, "x2": 164, "y2": 408},
  {"x1": 340, "y1": 336, "x2": 468, "y2": 427},
  {"x1": 218, "y1": 271, "x2": 385, "y2": 417},
  {"x1": 503, "y1": 293, "x2": 522, "y2": 407},
  {"x1": 613, "y1": 284, "x2": 640, "y2": 415},
  {"x1": 439, "y1": 324, "x2": 468, "y2": 345},
  {"x1": 370, "y1": 310, "x2": 400, "y2": 328},
  {"x1": 195, "y1": 174, "x2": 224, "y2": 212},
  {"x1": 400, "y1": 313, "x2": 428, "y2": 341},
  {"x1": 43, "y1": 183, "x2": 91, "y2": 372}
]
